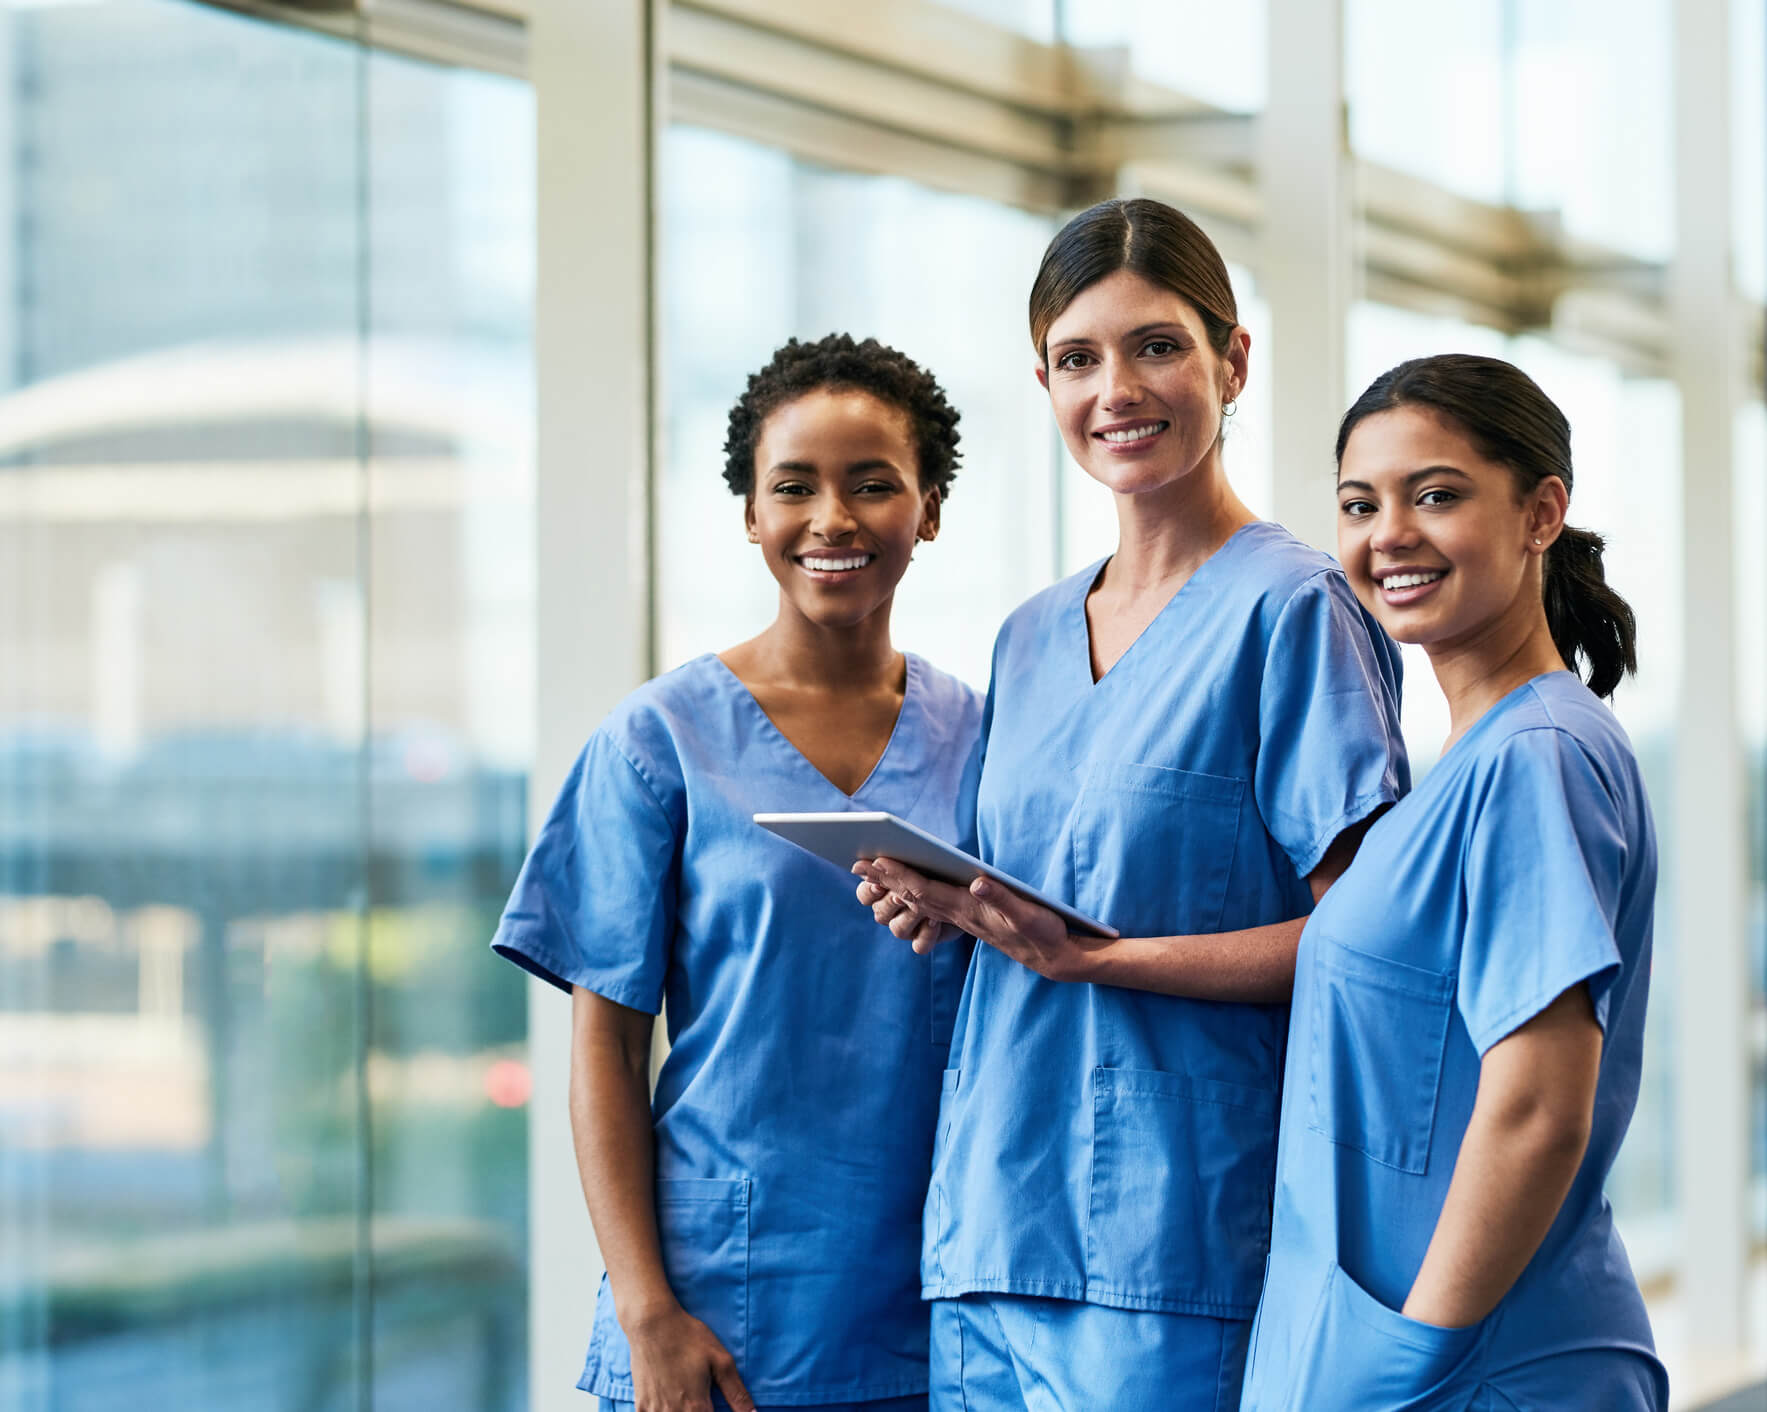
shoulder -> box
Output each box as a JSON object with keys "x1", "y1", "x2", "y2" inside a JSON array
[
  {"x1": 995, "y1": 561, "x2": 1095, "y2": 650},
  {"x1": 588, "y1": 655, "x2": 731, "y2": 793},
  {"x1": 1471, "y1": 675, "x2": 1644, "y2": 818},
  {"x1": 1240, "y1": 523, "x2": 1360, "y2": 623}
]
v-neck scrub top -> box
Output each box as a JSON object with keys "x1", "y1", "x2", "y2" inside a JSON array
[
  {"x1": 1239, "y1": 672, "x2": 1665, "y2": 1411},
  {"x1": 492, "y1": 653, "x2": 985, "y2": 1406},
  {"x1": 925, "y1": 521, "x2": 1409, "y2": 1321}
]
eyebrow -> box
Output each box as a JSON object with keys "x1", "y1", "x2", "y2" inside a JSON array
[
  {"x1": 1337, "y1": 464, "x2": 1475, "y2": 494},
  {"x1": 766, "y1": 459, "x2": 901, "y2": 476},
  {"x1": 1047, "y1": 322, "x2": 1187, "y2": 353}
]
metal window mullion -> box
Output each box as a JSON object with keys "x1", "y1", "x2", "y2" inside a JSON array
[
  {"x1": 528, "y1": 3, "x2": 656, "y2": 1410},
  {"x1": 1671, "y1": 0, "x2": 1751, "y2": 1364}
]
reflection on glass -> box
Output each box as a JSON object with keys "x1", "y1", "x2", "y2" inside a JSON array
[
  {"x1": 659, "y1": 126, "x2": 1056, "y2": 687},
  {"x1": 0, "y1": 3, "x2": 532, "y2": 1408}
]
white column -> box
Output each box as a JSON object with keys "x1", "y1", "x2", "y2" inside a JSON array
[
  {"x1": 1259, "y1": 0, "x2": 1349, "y2": 554},
  {"x1": 1670, "y1": 0, "x2": 1749, "y2": 1364},
  {"x1": 529, "y1": 2, "x2": 657, "y2": 1409}
]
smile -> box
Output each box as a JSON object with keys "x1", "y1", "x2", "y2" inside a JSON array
[
  {"x1": 1378, "y1": 570, "x2": 1447, "y2": 590},
  {"x1": 1095, "y1": 421, "x2": 1169, "y2": 446},
  {"x1": 797, "y1": 553, "x2": 875, "y2": 573}
]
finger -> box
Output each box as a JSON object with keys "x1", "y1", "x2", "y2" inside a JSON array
[
  {"x1": 871, "y1": 894, "x2": 909, "y2": 926},
  {"x1": 712, "y1": 1355, "x2": 755, "y2": 1412},
  {"x1": 909, "y1": 916, "x2": 947, "y2": 955},
  {"x1": 855, "y1": 879, "x2": 885, "y2": 906},
  {"x1": 888, "y1": 908, "x2": 924, "y2": 941}
]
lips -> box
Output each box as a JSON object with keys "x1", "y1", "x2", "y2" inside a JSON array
[
  {"x1": 1093, "y1": 420, "x2": 1169, "y2": 450},
  {"x1": 796, "y1": 551, "x2": 875, "y2": 580},
  {"x1": 1374, "y1": 566, "x2": 1448, "y2": 604}
]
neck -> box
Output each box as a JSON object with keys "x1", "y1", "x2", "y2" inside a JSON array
[
  {"x1": 1428, "y1": 590, "x2": 1569, "y2": 749},
  {"x1": 1106, "y1": 454, "x2": 1256, "y2": 591},
  {"x1": 748, "y1": 597, "x2": 902, "y2": 692}
]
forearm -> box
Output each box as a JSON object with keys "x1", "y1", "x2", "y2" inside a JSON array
[
  {"x1": 1070, "y1": 916, "x2": 1304, "y2": 1003},
  {"x1": 569, "y1": 990, "x2": 675, "y2": 1327},
  {"x1": 1402, "y1": 989, "x2": 1599, "y2": 1326}
]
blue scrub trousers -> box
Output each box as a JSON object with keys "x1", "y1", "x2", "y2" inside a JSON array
[
  {"x1": 930, "y1": 1295, "x2": 1249, "y2": 1412},
  {"x1": 604, "y1": 1398, "x2": 927, "y2": 1412}
]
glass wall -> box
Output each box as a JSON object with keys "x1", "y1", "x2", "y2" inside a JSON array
[{"x1": 0, "y1": 3, "x2": 533, "y2": 1408}]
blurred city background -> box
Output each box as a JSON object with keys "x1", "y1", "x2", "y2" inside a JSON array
[{"x1": 0, "y1": 1, "x2": 1760, "y2": 1409}]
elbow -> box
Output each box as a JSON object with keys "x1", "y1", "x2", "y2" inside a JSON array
[{"x1": 1493, "y1": 1088, "x2": 1594, "y2": 1174}]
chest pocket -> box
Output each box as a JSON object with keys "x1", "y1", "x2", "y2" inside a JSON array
[
  {"x1": 1072, "y1": 761, "x2": 1244, "y2": 937},
  {"x1": 1307, "y1": 933, "x2": 1454, "y2": 1175}
]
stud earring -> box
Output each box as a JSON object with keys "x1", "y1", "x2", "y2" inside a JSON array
[{"x1": 1534, "y1": 537, "x2": 1543, "y2": 545}]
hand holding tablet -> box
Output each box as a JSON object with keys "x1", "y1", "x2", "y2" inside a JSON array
[{"x1": 753, "y1": 811, "x2": 1119, "y2": 939}]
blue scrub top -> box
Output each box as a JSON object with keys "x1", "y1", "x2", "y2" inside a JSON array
[
  {"x1": 1240, "y1": 672, "x2": 1662, "y2": 1410},
  {"x1": 926, "y1": 521, "x2": 1409, "y2": 1321},
  {"x1": 493, "y1": 653, "x2": 984, "y2": 1406}
]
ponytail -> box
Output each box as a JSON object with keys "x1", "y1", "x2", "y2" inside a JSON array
[
  {"x1": 1543, "y1": 526, "x2": 1637, "y2": 700},
  {"x1": 1337, "y1": 354, "x2": 1640, "y2": 699}
]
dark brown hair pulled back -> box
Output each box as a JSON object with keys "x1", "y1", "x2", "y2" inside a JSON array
[
  {"x1": 1028, "y1": 198, "x2": 1239, "y2": 359},
  {"x1": 1335, "y1": 353, "x2": 1638, "y2": 699}
]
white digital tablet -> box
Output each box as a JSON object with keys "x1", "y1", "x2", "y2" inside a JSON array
[{"x1": 753, "y1": 810, "x2": 1119, "y2": 939}]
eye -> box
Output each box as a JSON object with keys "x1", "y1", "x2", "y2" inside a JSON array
[
  {"x1": 1140, "y1": 339, "x2": 1181, "y2": 357},
  {"x1": 1339, "y1": 498, "x2": 1376, "y2": 519},
  {"x1": 1418, "y1": 487, "x2": 1458, "y2": 507},
  {"x1": 856, "y1": 479, "x2": 899, "y2": 495},
  {"x1": 771, "y1": 480, "x2": 812, "y2": 497},
  {"x1": 1053, "y1": 349, "x2": 1095, "y2": 371}
]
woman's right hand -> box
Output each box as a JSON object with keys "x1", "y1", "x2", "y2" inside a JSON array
[{"x1": 626, "y1": 1301, "x2": 755, "y2": 1412}]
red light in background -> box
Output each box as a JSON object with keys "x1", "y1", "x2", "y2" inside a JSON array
[{"x1": 485, "y1": 1058, "x2": 531, "y2": 1108}]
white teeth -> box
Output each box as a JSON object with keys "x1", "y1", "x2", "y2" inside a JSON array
[
  {"x1": 1099, "y1": 423, "x2": 1166, "y2": 444},
  {"x1": 1380, "y1": 570, "x2": 1446, "y2": 590},
  {"x1": 801, "y1": 555, "x2": 871, "y2": 572}
]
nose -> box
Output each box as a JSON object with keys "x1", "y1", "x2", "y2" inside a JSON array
[
  {"x1": 809, "y1": 490, "x2": 859, "y2": 542},
  {"x1": 1100, "y1": 352, "x2": 1144, "y2": 411},
  {"x1": 1367, "y1": 504, "x2": 1419, "y2": 557}
]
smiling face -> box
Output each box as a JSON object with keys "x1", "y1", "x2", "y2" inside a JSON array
[
  {"x1": 1336, "y1": 406, "x2": 1566, "y2": 653},
  {"x1": 746, "y1": 387, "x2": 938, "y2": 632},
  {"x1": 1037, "y1": 268, "x2": 1248, "y2": 499}
]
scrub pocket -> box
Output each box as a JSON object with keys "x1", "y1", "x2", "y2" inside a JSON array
[
  {"x1": 1280, "y1": 1263, "x2": 1483, "y2": 1411},
  {"x1": 1086, "y1": 1066, "x2": 1277, "y2": 1315},
  {"x1": 923, "y1": 1069, "x2": 962, "y2": 1284},
  {"x1": 655, "y1": 1178, "x2": 751, "y2": 1367},
  {"x1": 1072, "y1": 761, "x2": 1243, "y2": 937},
  {"x1": 1307, "y1": 933, "x2": 1454, "y2": 1174}
]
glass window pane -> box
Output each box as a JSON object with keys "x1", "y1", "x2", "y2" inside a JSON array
[
  {"x1": 0, "y1": 4, "x2": 532, "y2": 1408},
  {"x1": 1061, "y1": 1, "x2": 1267, "y2": 111},
  {"x1": 934, "y1": 0, "x2": 1056, "y2": 40},
  {"x1": 1736, "y1": 0, "x2": 1766, "y2": 302},
  {"x1": 364, "y1": 51, "x2": 533, "y2": 1412},
  {"x1": 1346, "y1": 0, "x2": 1508, "y2": 204},
  {"x1": 1510, "y1": 0, "x2": 1674, "y2": 260},
  {"x1": 658, "y1": 126, "x2": 1056, "y2": 688}
]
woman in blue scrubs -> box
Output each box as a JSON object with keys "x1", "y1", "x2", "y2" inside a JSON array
[
  {"x1": 854, "y1": 199, "x2": 1408, "y2": 1411},
  {"x1": 493, "y1": 334, "x2": 985, "y2": 1412},
  {"x1": 1238, "y1": 354, "x2": 1666, "y2": 1410}
]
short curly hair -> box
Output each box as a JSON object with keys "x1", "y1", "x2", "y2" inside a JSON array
[{"x1": 722, "y1": 333, "x2": 962, "y2": 499}]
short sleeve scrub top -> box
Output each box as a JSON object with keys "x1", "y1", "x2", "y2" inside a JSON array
[
  {"x1": 926, "y1": 522, "x2": 1409, "y2": 1401},
  {"x1": 493, "y1": 653, "x2": 985, "y2": 1407},
  {"x1": 1239, "y1": 672, "x2": 1667, "y2": 1411}
]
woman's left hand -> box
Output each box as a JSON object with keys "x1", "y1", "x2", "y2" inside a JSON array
[{"x1": 853, "y1": 857, "x2": 1101, "y2": 981}]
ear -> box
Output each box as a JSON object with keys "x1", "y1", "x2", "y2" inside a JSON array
[
  {"x1": 744, "y1": 496, "x2": 760, "y2": 543},
  {"x1": 1223, "y1": 325, "x2": 1251, "y2": 403},
  {"x1": 1527, "y1": 476, "x2": 1569, "y2": 552},
  {"x1": 918, "y1": 485, "x2": 942, "y2": 543},
  {"x1": 1034, "y1": 358, "x2": 1049, "y2": 393}
]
